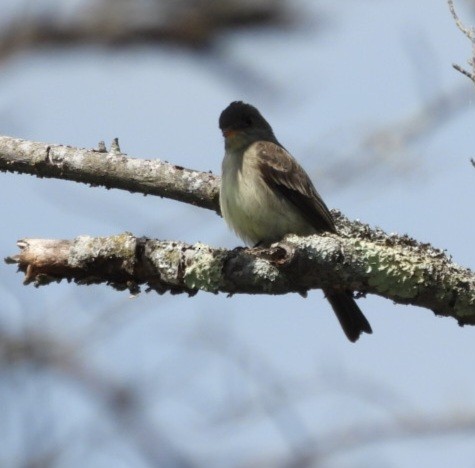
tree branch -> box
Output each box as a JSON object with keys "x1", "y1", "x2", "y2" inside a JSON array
[
  {"x1": 2, "y1": 133, "x2": 475, "y2": 321},
  {"x1": 448, "y1": 0, "x2": 475, "y2": 83},
  {"x1": 5, "y1": 228, "x2": 475, "y2": 323},
  {"x1": 0, "y1": 135, "x2": 220, "y2": 212}
]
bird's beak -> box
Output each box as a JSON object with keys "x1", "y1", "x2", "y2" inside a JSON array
[{"x1": 222, "y1": 129, "x2": 237, "y2": 138}]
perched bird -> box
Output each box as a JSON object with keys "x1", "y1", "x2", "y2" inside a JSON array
[{"x1": 219, "y1": 101, "x2": 372, "y2": 342}]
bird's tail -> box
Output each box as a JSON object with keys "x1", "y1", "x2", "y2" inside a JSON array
[{"x1": 324, "y1": 290, "x2": 372, "y2": 342}]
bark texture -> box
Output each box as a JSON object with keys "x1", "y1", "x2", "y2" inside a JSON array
[
  {"x1": 2, "y1": 134, "x2": 475, "y2": 320},
  {"x1": 6, "y1": 230, "x2": 475, "y2": 323},
  {"x1": 0, "y1": 135, "x2": 220, "y2": 212}
]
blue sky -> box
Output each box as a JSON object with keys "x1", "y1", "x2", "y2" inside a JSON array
[{"x1": 1, "y1": 0, "x2": 475, "y2": 466}]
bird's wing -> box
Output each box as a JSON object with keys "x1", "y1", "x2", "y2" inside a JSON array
[{"x1": 255, "y1": 141, "x2": 336, "y2": 233}]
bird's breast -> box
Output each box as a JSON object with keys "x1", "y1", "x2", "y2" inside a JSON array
[{"x1": 220, "y1": 147, "x2": 314, "y2": 246}]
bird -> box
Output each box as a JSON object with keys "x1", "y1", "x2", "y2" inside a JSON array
[{"x1": 218, "y1": 101, "x2": 372, "y2": 342}]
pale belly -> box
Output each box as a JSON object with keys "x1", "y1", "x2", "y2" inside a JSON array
[{"x1": 220, "y1": 155, "x2": 314, "y2": 246}]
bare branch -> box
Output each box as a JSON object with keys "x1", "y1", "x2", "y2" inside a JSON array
[
  {"x1": 5, "y1": 228, "x2": 475, "y2": 324},
  {"x1": 448, "y1": 0, "x2": 475, "y2": 40},
  {"x1": 0, "y1": 135, "x2": 220, "y2": 213},
  {"x1": 448, "y1": 0, "x2": 475, "y2": 83},
  {"x1": 453, "y1": 62, "x2": 475, "y2": 82}
]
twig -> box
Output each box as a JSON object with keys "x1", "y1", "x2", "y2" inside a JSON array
[{"x1": 448, "y1": 0, "x2": 475, "y2": 83}]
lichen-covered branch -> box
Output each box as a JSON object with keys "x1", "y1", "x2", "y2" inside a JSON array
[
  {"x1": 0, "y1": 135, "x2": 220, "y2": 212},
  {"x1": 5, "y1": 228, "x2": 475, "y2": 323},
  {"x1": 3, "y1": 133, "x2": 475, "y2": 321}
]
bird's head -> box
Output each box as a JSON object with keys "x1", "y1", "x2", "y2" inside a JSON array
[{"x1": 219, "y1": 101, "x2": 277, "y2": 151}]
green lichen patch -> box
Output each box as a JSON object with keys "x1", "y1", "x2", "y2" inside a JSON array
[
  {"x1": 354, "y1": 240, "x2": 427, "y2": 299},
  {"x1": 183, "y1": 243, "x2": 226, "y2": 293}
]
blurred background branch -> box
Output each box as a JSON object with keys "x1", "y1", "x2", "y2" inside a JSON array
[
  {"x1": 0, "y1": 326, "x2": 196, "y2": 467},
  {"x1": 3, "y1": 325, "x2": 475, "y2": 467},
  {"x1": 0, "y1": 0, "x2": 295, "y2": 59}
]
